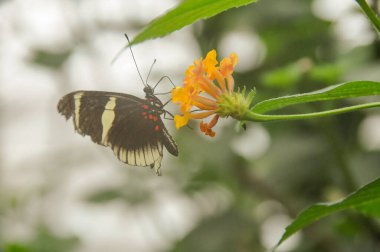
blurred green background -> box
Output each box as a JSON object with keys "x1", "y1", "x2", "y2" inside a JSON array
[{"x1": 1, "y1": 0, "x2": 380, "y2": 251}]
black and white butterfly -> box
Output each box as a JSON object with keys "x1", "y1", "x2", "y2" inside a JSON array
[{"x1": 57, "y1": 36, "x2": 178, "y2": 175}]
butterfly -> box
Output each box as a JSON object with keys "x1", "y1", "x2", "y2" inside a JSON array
[{"x1": 57, "y1": 36, "x2": 178, "y2": 175}]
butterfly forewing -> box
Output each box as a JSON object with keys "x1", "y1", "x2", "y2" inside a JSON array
[{"x1": 57, "y1": 90, "x2": 178, "y2": 175}]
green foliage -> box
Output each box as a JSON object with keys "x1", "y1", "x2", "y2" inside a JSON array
[
  {"x1": 251, "y1": 81, "x2": 380, "y2": 114},
  {"x1": 31, "y1": 50, "x2": 71, "y2": 69},
  {"x1": 5, "y1": 243, "x2": 32, "y2": 252},
  {"x1": 356, "y1": 0, "x2": 380, "y2": 32},
  {"x1": 356, "y1": 200, "x2": 380, "y2": 218},
  {"x1": 308, "y1": 63, "x2": 343, "y2": 84},
  {"x1": 131, "y1": 0, "x2": 257, "y2": 45},
  {"x1": 3, "y1": 226, "x2": 79, "y2": 252},
  {"x1": 170, "y1": 209, "x2": 262, "y2": 252},
  {"x1": 245, "y1": 81, "x2": 380, "y2": 122},
  {"x1": 277, "y1": 178, "x2": 380, "y2": 247},
  {"x1": 261, "y1": 61, "x2": 308, "y2": 89},
  {"x1": 261, "y1": 61, "x2": 343, "y2": 89},
  {"x1": 85, "y1": 185, "x2": 152, "y2": 205}
]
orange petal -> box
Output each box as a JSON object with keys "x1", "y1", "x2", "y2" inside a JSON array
[
  {"x1": 180, "y1": 102, "x2": 192, "y2": 114},
  {"x1": 199, "y1": 78, "x2": 222, "y2": 99},
  {"x1": 185, "y1": 64, "x2": 195, "y2": 75},
  {"x1": 230, "y1": 53, "x2": 238, "y2": 66},
  {"x1": 226, "y1": 75, "x2": 235, "y2": 93},
  {"x1": 190, "y1": 110, "x2": 216, "y2": 119},
  {"x1": 192, "y1": 59, "x2": 204, "y2": 77},
  {"x1": 220, "y1": 53, "x2": 238, "y2": 77},
  {"x1": 203, "y1": 50, "x2": 217, "y2": 68},
  {"x1": 214, "y1": 71, "x2": 226, "y2": 93},
  {"x1": 192, "y1": 95, "x2": 218, "y2": 110},
  {"x1": 193, "y1": 101, "x2": 217, "y2": 111},
  {"x1": 172, "y1": 87, "x2": 186, "y2": 103},
  {"x1": 174, "y1": 113, "x2": 190, "y2": 129}
]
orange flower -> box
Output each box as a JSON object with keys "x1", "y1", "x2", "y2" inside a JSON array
[{"x1": 172, "y1": 49, "x2": 238, "y2": 137}]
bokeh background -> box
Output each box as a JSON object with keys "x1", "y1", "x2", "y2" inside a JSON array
[{"x1": 1, "y1": 0, "x2": 380, "y2": 251}]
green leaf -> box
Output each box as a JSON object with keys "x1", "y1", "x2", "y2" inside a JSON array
[
  {"x1": 356, "y1": 0, "x2": 380, "y2": 33},
  {"x1": 308, "y1": 63, "x2": 343, "y2": 84},
  {"x1": 131, "y1": 0, "x2": 257, "y2": 45},
  {"x1": 261, "y1": 61, "x2": 308, "y2": 89},
  {"x1": 31, "y1": 50, "x2": 71, "y2": 69},
  {"x1": 355, "y1": 200, "x2": 380, "y2": 218},
  {"x1": 4, "y1": 243, "x2": 32, "y2": 252},
  {"x1": 85, "y1": 187, "x2": 152, "y2": 205},
  {"x1": 252, "y1": 81, "x2": 380, "y2": 114},
  {"x1": 276, "y1": 178, "x2": 380, "y2": 248}
]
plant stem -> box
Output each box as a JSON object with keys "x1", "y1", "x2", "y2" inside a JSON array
[
  {"x1": 243, "y1": 102, "x2": 380, "y2": 122},
  {"x1": 374, "y1": 0, "x2": 380, "y2": 16},
  {"x1": 356, "y1": 0, "x2": 380, "y2": 33}
]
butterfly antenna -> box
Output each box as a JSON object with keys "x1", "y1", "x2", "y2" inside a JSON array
[
  {"x1": 111, "y1": 34, "x2": 146, "y2": 87},
  {"x1": 125, "y1": 34, "x2": 147, "y2": 87},
  {"x1": 146, "y1": 59, "x2": 157, "y2": 85}
]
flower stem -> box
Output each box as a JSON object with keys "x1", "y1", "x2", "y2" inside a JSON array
[
  {"x1": 244, "y1": 102, "x2": 380, "y2": 122},
  {"x1": 356, "y1": 0, "x2": 380, "y2": 33}
]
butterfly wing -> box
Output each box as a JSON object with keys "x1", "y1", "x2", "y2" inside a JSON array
[{"x1": 57, "y1": 90, "x2": 178, "y2": 175}]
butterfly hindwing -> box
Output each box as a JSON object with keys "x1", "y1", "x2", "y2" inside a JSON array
[
  {"x1": 107, "y1": 96, "x2": 165, "y2": 172},
  {"x1": 57, "y1": 90, "x2": 178, "y2": 175}
]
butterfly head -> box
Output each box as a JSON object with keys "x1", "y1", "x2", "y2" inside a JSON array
[
  {"x1": 143, "y1": 85, "x2": 154, "y2": 96},
  {"x1": 143, "y1": 85, "x2": 164, "y2": 112}
]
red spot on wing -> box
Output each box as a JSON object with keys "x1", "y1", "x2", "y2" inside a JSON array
[
  {"x1": 149, "y1": 114, "x2": 153, "y2": 120},
  {"x1": 143, "y1": 105, "x2": 149, "y2": 110},
  {"x1": 153, "y1": 116, "x2": 158, "y2": 122},
  {"x1": 154, "y1": 125, "x2": 160, "y2": 131}
]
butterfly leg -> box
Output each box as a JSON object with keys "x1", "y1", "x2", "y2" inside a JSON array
[
  {"x1": 163, "y1": 111, "x2": 174, "y2": 120},
  {"x1": 153, "y1": 75, "x2": 176, "y2": 91}
]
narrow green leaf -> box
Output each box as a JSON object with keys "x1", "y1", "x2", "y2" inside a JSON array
[
  {"x1": 355, "y1": 200, "x2": 380, "y2": 218},
  {"x1": 355, "y1": 0, "x2": 380, "y2": 33},
  {"x1": 251, "y1": 81, "x2": 380, "y2": 114},
  {"x1": 276, "y1": 178, "x2": 380, "y2": 248},
  {"x1": 131, "y1": 0, "x2": 257, "y2": 45}
]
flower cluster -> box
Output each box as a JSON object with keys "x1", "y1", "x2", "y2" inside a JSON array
[{"x1": 171, "y1": 50, "x2": 239, "y2": 137}]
